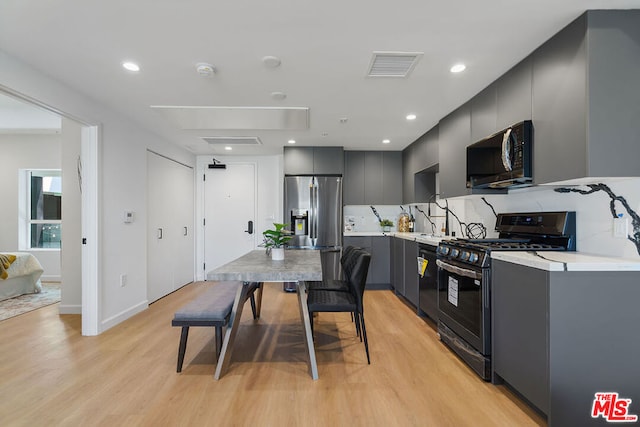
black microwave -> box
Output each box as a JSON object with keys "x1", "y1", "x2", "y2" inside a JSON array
[{"x1": 466, "y1": 120, "x2": 533, "y2": 189}]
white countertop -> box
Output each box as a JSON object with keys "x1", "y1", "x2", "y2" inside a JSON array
[
  {"x1": 491, "y1": 251, "x2": 640, "y2": 272},
  {"x1": 344, "y1": 231, "x2": 448, "y2": 247}
]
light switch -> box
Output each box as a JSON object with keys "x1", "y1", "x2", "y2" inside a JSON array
[{"x1": 123, "y1": 211, "x2": 134, "y2": 223}]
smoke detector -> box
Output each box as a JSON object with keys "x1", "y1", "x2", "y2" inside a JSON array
[{"x1": 196, "y1": 63, "x2": 216, "y2": 77}]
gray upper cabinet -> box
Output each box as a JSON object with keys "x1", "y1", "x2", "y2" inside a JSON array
[
  {"x1": 284, "y1": 146, "x2": 344, "y2": 175},
  {"x1": 532, "y1": 15, "x2": 588, "y2": 184},
  {"x1": 470, "y1": 84, "x2": 497, "y2": 143},
  {"x1": 438, "y1": 105, "x2": 471, "y2": 198},
  {"x1": 528, "y1": 10, "x2": 640, "y2": 185},
  {"x1": 496, "y1": 57, "x2": 533, "y2": 130},
  {"x1": 344, "y1": 151, "x2": 365, "y2": 205},
  {"x1": 402, "y1": 126, "x2": 439, "y2": 203},
  {"x1": 344, "y1": 151, "x2": 402, "y2": 205},
  {"x1": 586, "y1": 11, "x2": 640, "y2": 178}
]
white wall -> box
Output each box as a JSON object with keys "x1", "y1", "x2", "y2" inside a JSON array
[
  {"x1": 1, "y1": 51, "x2": 196, "y2": 333},
  {"x1": 0, "y1": 133, "x2": 62, "y2": 279},
  {"x1": 195, "y1": 154, "x2": 283, "y2": 281}
]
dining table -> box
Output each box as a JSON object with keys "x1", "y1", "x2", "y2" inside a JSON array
[{"x1": 206, "y1": 249, "x2": 323, "y2": 380}]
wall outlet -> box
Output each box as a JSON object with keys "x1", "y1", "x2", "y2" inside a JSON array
[
  {"x1": 613, "y1": 217, "x2": 628, "y2": 239},
  {"x1": 120, "y1": 274, "x2": 127, "y2": 287}
]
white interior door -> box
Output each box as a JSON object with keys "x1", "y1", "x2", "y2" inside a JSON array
[{"x1": 204, "y1": 163, "x2": 256, "y2": 273}]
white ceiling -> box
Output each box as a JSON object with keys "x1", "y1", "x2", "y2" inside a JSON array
[{"x1": 1, "y1": 0, "x2": 639, "y2": 155}]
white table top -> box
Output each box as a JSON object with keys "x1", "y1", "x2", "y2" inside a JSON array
[
  {"x1": 491, "y1": 251, "x2": 640, "y2": 272},
  {"x1": 206, "y1": 249, "x2": 323, "y2": 282}
]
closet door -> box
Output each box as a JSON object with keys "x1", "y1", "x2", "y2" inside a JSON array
[
  {"x1": 171, "y1": 161, "x2": 194, "y2": 287},
  {"x1": 147, "y1": 152, "x2": 194, "y2": 303}
]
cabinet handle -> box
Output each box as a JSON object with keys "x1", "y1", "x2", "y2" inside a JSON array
[
  {"x1": 158, "y1": 228, "x2": 163, "y2": 239},
  {"x1": 183, "y1": 226, "x2": 188, "y2": 236}
]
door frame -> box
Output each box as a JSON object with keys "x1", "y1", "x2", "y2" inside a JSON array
[{"x1": 0, "y1": 86, "x2": 100, "y2": 336}]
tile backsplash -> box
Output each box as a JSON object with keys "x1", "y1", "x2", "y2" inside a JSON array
[{"x1": 345, "y1": 177, "x2": 640, "y2": 258}]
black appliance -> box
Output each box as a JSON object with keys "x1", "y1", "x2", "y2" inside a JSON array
[
  {"x1": 466, "y1": 120, "x2": 533, "y2": 190},
  {"x1": 418, "y1": 243, "x2": 438, "y2": 322},
  {"x1": 436, "y1": 211, "x2": 576, "y2": 380}
]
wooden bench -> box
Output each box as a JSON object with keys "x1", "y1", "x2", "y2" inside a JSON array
[{"x1": 171, "y1": 281, "x2": 260, "y2": 373}]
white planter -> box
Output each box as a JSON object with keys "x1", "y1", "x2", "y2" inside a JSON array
[{"x1": 271, "y1": 247, "x2": 285, "y2": 261}]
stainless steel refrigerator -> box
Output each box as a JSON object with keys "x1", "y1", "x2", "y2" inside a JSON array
[{"x1": 284, "y1": 175, "x2": 342, "y2": 281}]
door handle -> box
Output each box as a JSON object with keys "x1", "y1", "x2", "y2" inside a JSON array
[{"x1": 245, "y1": 220, "x2": 254, "y2": 234}]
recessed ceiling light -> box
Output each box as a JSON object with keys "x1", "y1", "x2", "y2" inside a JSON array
[
  {"x1": 382, "y1": 139, "x2": 391, "y2": 144},
  {"x1": 224, "y1": 146, "x2": 232, "y2": 151},
  {"x1": 450, "y1": 63, "x2": 466, "y2": 73},
  {"x1": 288, "y1": 139, "x2": 296, "y2": 144},
  {"x1": 122, "y1": 61, "x2": 140, "y2": 72},
  {"x1": 406, "y1": 114, "x2": 417, "y2": 121}
]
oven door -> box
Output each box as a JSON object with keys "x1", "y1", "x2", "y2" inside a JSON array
[{"x1": 437, "y1": 259, "x2": 491, "y2": 355}]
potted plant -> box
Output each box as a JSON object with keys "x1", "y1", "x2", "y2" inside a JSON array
[
  {"x1": 262, "y1": 223, "x2": 293, "y2": 260},
  {"x1": 380, "y1": 219, "x2": 394, "y2": 232}
]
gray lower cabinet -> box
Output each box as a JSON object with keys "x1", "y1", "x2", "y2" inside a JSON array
[
  {"x1": 391, "y1": 236, "x2": 404, "y2": 295},
  {"x1": 492, "y1": 259, "x2": 640, "y2": 426},
  {"x1": 403, "y1": 239, "x2": 419, "y2": 308},
  {"x1": 343, "y1": 235, "x2": 390, "y2": 287},
  {"x1": 390, "y1": 237, "x2": 419, "y2": 311},
  {"x1": 492, "y1": 260, "x2": 549, "y2": 415}
]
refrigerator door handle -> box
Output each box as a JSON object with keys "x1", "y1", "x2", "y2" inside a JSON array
[{"x1": 309, "y1": 180, "x2": 317, "y2": 239}]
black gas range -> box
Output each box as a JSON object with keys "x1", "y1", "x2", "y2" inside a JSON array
[{"x1": 435, "y1": 211, "x2": 576, "y2": 380}]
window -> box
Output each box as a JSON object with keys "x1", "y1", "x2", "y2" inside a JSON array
[{"x1": 26, "y1": 170, "x2": 62, "y2": 249}]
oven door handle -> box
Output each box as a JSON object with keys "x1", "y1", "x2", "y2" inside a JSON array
[{"x1": 436, "y1": 259, "x2": 482, "y2": 280}]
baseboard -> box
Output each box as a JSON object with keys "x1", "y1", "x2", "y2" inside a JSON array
[
  {"x1": 100, "y1": 300, "x2": 149, "y2": 332},
  {"x1": 58, "y1": 304, "x2": 81, "y2": 314}
]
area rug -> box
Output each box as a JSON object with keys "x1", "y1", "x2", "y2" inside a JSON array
[{"x1": 0, "y1": 282, "x2": 61, "y2": 321}]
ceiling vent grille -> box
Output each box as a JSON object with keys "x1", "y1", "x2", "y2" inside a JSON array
[
  {"x1": 202, "y1": 136, "x2": 263, "y2": 145},
  {"x1": 367, "y1": 51, "x2": 423, "y2": 77}
]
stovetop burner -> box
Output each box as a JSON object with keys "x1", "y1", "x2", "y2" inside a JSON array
[{"x1": 437, "y1": 211, "x2": 576, "y2": 268}]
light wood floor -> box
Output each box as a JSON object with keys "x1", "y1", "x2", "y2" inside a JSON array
[{"x1": 0, "y1": 282, "x2": 545, "y2": 426}]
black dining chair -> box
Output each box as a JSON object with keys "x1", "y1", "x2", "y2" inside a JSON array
[
  {"x1": 307, "y1": 248, "x2": 372, "y2": 364},
  {"x1": 306, "y1": 245, "x2": 360, "y2": 292}
]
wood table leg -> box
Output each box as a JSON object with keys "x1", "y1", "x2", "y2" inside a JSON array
[
  {"x1": 214, "y1": 281, "x2": 250, "y2": 380},
  {"x1": 297, "y1": 280, "x2": 319, "y2": 380}
]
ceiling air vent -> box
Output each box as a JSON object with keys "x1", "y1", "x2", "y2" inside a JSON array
[
  {"x1": 367, "y1": 51, "x2": 423, "y2": 77},
  {"x1": 202, "y1": 136, "x2": 263, "y2": 145}
]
